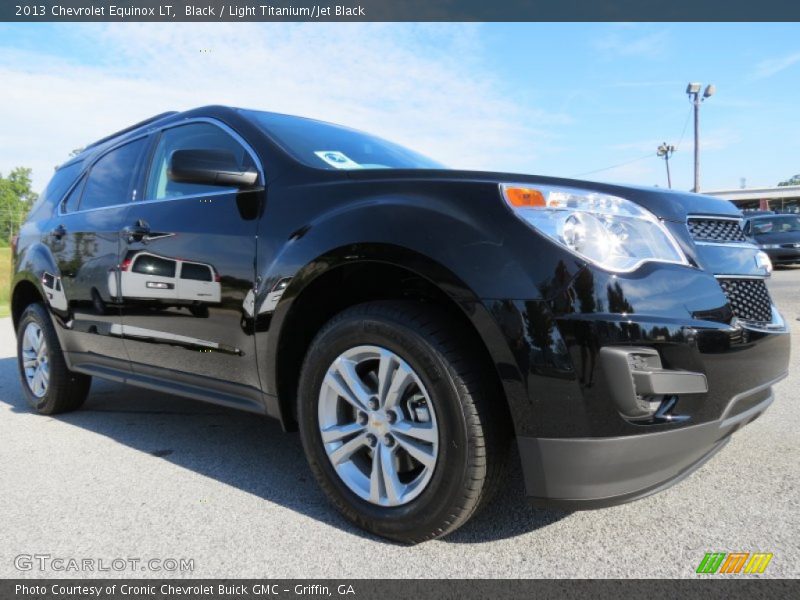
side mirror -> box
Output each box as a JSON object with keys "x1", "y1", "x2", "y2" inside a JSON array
[{"x1": 168, "y1": 149, "x2": 259, "y2": 188}]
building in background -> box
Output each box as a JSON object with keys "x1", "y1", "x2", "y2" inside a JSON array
[{"x1": 707, "y1": 186, "x2": 800, "y2": 214}]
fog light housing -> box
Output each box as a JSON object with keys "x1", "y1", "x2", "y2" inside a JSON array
[{"x1": 600, "y1": 347, "x2": 708, "y2": 421}]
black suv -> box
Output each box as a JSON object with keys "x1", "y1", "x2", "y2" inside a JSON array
[{"x1": 12, "y1": 106, "x2": 790, "y2": 543}]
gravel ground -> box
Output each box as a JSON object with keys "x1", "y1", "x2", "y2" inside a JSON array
[{"x1": 1, "y1": 269, "x2": 798, "y2": 578}]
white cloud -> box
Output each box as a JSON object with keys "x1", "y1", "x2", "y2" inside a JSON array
[
  {"x1": 699, "y1": 129, "x2": 741, "y2": 151},
  {"x1": 753, "y1": 51, "x2": 800, "y2": 79},
  {"x1": 604, "y1": 80, "x2": 682, "y2": 89},
  {"x1": 0, "y1": 23, "x2": 567, "y2": 191},
  {"x1": 593, "y1": 29, "x2": 670, "y2": 59},
  {"x1": 609, "y1": 139, "x2": 664, "y2": 153}
]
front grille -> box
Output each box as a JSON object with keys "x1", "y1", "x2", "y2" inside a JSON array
[
  {"x1": 687, "y1": 217, "x2": 746, "y2": 242},
  {"x1": 717, "y1": 278, "x2": 773, "y2": 323}
]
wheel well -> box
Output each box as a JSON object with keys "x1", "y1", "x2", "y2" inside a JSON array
[
  {"x1": 276, "y1": 262, "x2": 507, "y2": 430},
  {"x1": 11, "y1": 280, "x2": 43, "y2": 331}
]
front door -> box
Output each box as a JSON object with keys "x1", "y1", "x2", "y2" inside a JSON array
[{"x1": 117, "y1": 121, "x2": 262, "y2": 400}]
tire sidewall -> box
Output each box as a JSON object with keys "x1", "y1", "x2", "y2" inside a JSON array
[{"x1": 298, "y1": 309, "x2": 474, "y2": 539}]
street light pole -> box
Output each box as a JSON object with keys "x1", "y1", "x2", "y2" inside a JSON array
[
  {"x1": 686, "y1": 82, "x2": 715, "y2": 193},
  {"x1": 657, "y1": 142, "x2": 675, "y2": 189}
]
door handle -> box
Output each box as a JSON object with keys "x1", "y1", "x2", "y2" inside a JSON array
[
  {"x1": 51, "y1": 224, "x2": 67, "y2": 240},
  {"x1": 122, "y1": 220, "x2": 150, "y2": 242}
]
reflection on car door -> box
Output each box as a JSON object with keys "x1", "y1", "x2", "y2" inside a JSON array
[
  {"x1": 177, "y1": 261, "x2": 222, "y2": 303},
  {"x1": 117, "y1": 121, "x2": 263, "y2": 405},
  {"x1": 45, "y1": 136, "x2": 150, "y2": 371},
  {"x1": 111, "y1": 251, "x2": 180, "y2": 301}
]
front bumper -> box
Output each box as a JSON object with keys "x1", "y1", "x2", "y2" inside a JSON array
[
  {"x1": 481, "y1": 268, "x2": 790, "y2": 508},
  {"x1": 519, "y1": 375, "x2": 782, "y2": 509}
]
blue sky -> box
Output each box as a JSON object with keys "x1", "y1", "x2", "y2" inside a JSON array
[{"x1": 1, "y1": 22, "x2": 798, "y2": 193}]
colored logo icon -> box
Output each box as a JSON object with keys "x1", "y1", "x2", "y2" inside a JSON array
[{"x1": 696, "y1": 552, "x2": 773, "y2": 574}]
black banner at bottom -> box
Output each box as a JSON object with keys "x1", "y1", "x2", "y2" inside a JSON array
[{"x1": 2, "y1": 579, "x2": 799, "y2": 600}]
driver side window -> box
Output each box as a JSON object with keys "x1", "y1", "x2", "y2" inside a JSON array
[{"x1": 145, "y1": 122, "x2": 256, "y2": 200}]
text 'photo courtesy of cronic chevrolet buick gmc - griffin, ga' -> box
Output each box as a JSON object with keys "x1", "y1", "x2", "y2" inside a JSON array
[{"x1": 11, "y1": 106, "x2": 790, "y2": 543}]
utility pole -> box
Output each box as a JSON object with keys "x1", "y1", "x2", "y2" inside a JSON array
[
  {"x1": 656, "y1": 142, "x2": 675, "y2": 189},
  {"x1": 686, "y1": 82, "x2": 715, "y2": 193}
]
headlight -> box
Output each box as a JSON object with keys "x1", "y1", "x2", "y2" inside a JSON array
[
  {"x1": 756, "y1": 251, "x2": 773, "y2": 274},
  {"x1": 759, "y1": 244, "x2": 781, "y2": 250},
  {"x1": 500, "y1": 184, "x2": 688, "y2": 272}
]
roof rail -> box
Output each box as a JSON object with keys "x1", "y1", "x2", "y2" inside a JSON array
[{"x1": 83, "y1": 111, "x2": 178, "y2": 151}]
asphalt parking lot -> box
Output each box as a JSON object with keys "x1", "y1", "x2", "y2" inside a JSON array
[{"x1": 2, "y1": 269, "x2": 799, "y2": 579}]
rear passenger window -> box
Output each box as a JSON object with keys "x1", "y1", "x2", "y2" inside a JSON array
[
  {"x1": 180, "y1": 263, "x2": 213, "y2": 281},
  {"x1": 132, "y1": 255, "x2": 176, "y2": 278},
  {"x1": 146, "y1": 123, "x2": 256, "y2": 200},
  {"x1": 80, "y1": 137, "x2": 148, "y2": 211}
]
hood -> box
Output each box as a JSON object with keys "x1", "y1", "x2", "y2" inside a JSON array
[{"x1": 345, "y1": 168, "x2": 741, "y2": 223}]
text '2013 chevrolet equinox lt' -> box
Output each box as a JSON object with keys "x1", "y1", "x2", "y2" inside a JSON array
[{"x1": 12, "y1": 106, "x2": 790, "y2": 543}]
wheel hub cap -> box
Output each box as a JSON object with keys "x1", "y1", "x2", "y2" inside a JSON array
[
  {"x1": 21, "y1": 322, "x2": 49, "y2": 399},
  {"x1": 318, "y1": 345, "x2": 439, "y2": 507}
]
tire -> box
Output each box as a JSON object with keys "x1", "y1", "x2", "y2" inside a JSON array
[
  {"x1": 90, "y1": 288, "x2": 107, "y2": 316},
  {"x1": 297, "y1": 300, "x2": 510, "y2": 543},
  {"x1": 189, "y1": 304, "x2": 209, "y2": 318},
  {"x1": 17, "y1": 303, "x2": 91, "y2": 415}
]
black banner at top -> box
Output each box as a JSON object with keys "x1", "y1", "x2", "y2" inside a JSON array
[{"x1": 3, "y1": 0, "x2": 800, "y2": 22}]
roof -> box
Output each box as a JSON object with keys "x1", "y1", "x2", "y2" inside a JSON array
[
  {"x1": 82, "y1": 111, "x2": 178, "y2": 151},
  {"x1": 705, "y1": 185, "x2": 800, "y2": 201}
]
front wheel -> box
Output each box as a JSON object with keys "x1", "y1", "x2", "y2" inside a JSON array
[
  {"x1": 298, "y1": 301, "x2": 510, "y2": 543},
  {"x1": 17, "y1": 303, "x2": 91, "y2": 414}
]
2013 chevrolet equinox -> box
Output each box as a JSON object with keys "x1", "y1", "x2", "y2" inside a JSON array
[{"x1": 12, "y1": 106, "x2": 790, "y2": 543}]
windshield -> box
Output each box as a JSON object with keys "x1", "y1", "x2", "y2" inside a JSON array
[
  {"x1": 242, "y1": 110, "x2": 446, "y2": 171},
  {"x1": 750, "y1": 216, "x2": 800, "y2": 235}
]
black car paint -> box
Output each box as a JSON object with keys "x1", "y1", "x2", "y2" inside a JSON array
[{"x1": 12, "y1": 105, "x2": 790, "y2": 508}]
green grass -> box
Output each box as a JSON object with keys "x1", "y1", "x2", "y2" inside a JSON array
[{"x1": 0, "y1": 246, "x2": 11, "y2": 318}]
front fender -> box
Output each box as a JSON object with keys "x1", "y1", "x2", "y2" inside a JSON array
[
  {"x1": 252, "y1": 187, "x2": 577, "y2": 427},
  {"x1": 258, "y1": 189, "x2": 580, "y2": 302}
]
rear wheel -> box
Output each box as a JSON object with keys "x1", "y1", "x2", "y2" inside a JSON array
[
  {"x1": 297, "y1": 301, "x2": 510, "y2": 543},
  {"x1": 17, "y1": 303, "x2": 91, "y2": 415}
]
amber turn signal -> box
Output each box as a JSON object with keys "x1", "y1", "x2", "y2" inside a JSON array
[{"x1": 502, "y1": 186, "x2": 545, "y2": 208}]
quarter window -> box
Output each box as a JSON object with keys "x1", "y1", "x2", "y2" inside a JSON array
[
  {"x1": 61, "y1": 177, "x2": 85, "y2": 214},
  {"x1": 146, "y1": 123, "x2": 257, "y2": 200},
  {"x1": 32, "y1": 162, "x2": 82, "y2": 215},
  {"x1": 80, "y1": 137, "x2": 149, "y2": 211}
]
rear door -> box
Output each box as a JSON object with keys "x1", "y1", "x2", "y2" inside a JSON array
[
  {"x1": 117, "y1": 120, "x2": 263, "y2": 402},
  {"x1": 46, "y1": 136, "x2": 150, "y2": 370}
]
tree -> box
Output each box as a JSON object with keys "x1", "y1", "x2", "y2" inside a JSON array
[
  {"x1": 778, "y1": 174, "x2": 800, "y2": 187},
  {"x1": 0, "y1": 167, "x2": 38, "y2": 245}
]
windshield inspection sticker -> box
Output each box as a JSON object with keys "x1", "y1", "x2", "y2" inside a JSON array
[{"x1": 314, "y1": 151, "x2": 362, "y2": 169}]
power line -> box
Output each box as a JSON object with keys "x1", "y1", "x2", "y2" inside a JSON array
[
  {"x1": 571, "y1": 101, "x2": 696, "y2": 180},
  {"x1": 571, "y1": 153, "x2": 653, "y2": 178},
  {"x1": 675, "y1": 103, "x2": 693, "y2": 151}
]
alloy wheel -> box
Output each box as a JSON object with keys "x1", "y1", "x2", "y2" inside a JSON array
[
  {"x1": 318, "y1": 345, "x2": 439, "y2": 507},
  {"x1": 22, "y1": 322, "x2": 50, "y2": 398}
]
